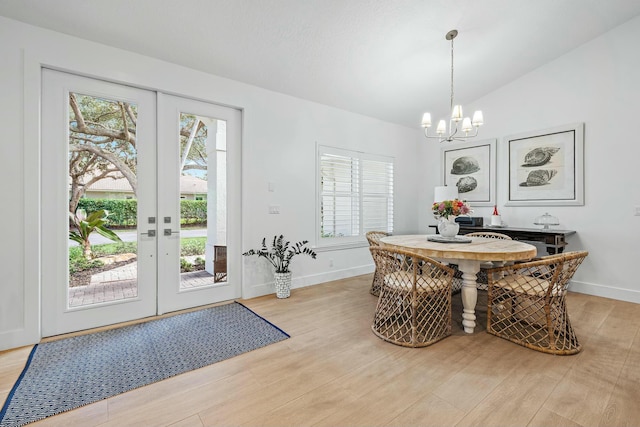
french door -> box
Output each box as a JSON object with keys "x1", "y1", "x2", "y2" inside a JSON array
[
  {"x1": 41, "y1": 70, "x2": 241, "y2": 337},
  {"x1": 156, "y1": 93, "x2": 241, "y2": 313}
]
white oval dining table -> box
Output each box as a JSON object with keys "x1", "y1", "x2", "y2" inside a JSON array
[{"x1": 380, "y1": 234, "x2": 537, "y2": 334}]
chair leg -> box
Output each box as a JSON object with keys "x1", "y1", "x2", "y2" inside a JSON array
[{"x1": 370, "y1": 267, "x2": 383, "y2": 296}]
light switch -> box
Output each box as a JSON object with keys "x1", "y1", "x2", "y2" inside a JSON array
[
  {"x1": 269, "y1": 205, "x2": 280, "y2": 214},
  {"x1": 268, "y1": 182, "x2": 275, "y2": 192},
  {"x1": 635, "y1": 206, "x2": 640, "y2": 216}
]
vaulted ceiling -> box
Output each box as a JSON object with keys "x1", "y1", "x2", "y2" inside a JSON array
[{"x1": 1, "y1": 0, "x2": 639, "y2": 128}]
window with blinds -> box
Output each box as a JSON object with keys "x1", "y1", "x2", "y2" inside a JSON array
[{"x1": 318, "y1": 146, "x2": 393, "y2": 246}]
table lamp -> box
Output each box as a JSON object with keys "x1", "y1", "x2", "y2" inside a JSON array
[{"x1": 434, "y1": 185, "x2": 459, "y2": 203}]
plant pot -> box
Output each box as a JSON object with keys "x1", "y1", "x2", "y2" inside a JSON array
[
  {"x1": 437, "y1": 217, "x2": 459, "y2": 238},
  {"x1": 274, "y1": 272, "x2": 292, "y2": 298}
]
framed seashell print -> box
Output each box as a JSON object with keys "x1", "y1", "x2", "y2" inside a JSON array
[
  {"x1": 441, "y1": 138, "x2": 496, "y2": 207},
  {"x1": 505, "y1": 123, "x2": 584, "y2": 206}
]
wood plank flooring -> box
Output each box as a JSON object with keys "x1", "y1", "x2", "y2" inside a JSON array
[{"x1": 1, "y1": 274, "x2": 639, "y2": 426}]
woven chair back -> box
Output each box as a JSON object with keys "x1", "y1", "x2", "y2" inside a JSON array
[
  {"x1": 366, "y1": 231, "x2": 391, "y2": 296},
  {"x1": 366, "y1": 231, "x2": 390, "y2": 247},
  {"x1": 369, "y1": 246, "x2": 454, "y2": 347},
  {"x1": 486, "y1": 250, "x2": 588, "y2": 355},
  {"x1": 554, "y1": 251, "x2": 588, "y2": 293}
]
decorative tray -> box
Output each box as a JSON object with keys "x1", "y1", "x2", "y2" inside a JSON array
[{"x1": 427, "y1": 235, "x2": 472, "y2": 244}]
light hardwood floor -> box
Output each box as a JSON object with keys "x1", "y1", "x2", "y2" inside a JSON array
[{"x1": 1, "y1": 274, "x2": 639, "y2": 426}]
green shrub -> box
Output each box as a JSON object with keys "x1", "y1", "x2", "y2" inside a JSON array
[
  {"x1": 180, "y1": 257, "x2": 193, "y2": 272},
  {"x1": 92, "y1": 241, "x2": 138, "y2": 257},
  {"x1": 77, "y1": 199, "x2": 138, "y2": 227},
  {"x1": 180, "y1": 200, "x2": 207, "y2": 226},
  {"x1": 69, "y1": 246, "x2": 103, "y2": 273},
  {"x1": 69, "y1": 242, "x2": 135, "y2": 275},
  {"x1": 180, "y1": 237, "x2": 206, "y2": 256},
  {"x1": 69, "y1": 237, "x2": 206, "y2": 275},
  {"x1": 76, "y1": 199, "x2": 208, "y2": 227}
]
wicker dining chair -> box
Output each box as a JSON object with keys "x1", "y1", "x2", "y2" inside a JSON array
[
  {"x1": 366, "y1": 231, "x2": 391, "y2": 296},
  {"x1": 451, "y1": 231, "x2": 512, "y2": 293},
  {"x1": 369, "y1": 246, "x2": 454, "y2": 347},
  {"x1": 485, "y1": 251, "x2": 588, "y2": 355}
]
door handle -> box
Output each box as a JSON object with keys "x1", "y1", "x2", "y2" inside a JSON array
[
  {"x1": 164, "y1": 229, "x2": 180, "y2": 236},
  {"x1": 141, "y1": 230, "x2": 156, "y2": 237}
]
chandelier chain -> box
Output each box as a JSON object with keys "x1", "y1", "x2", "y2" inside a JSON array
[{"x1": 450, "y1": 35, "x2": 454, "y2": 113}]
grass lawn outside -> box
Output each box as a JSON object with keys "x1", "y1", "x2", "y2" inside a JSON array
[{"x1": 69, "y1": 237, "x2": 207, "y2": 285}]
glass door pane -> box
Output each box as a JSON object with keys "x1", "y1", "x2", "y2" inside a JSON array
[
  {"x1": 67, "y1": 92, "x2": 140, "y2": 307},
  {"x1": 178, "y1": 114, "x2": 227, "y2": 290}
]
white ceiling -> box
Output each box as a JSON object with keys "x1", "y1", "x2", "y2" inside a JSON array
[{"x1": 1, "y1": 0, "x2": 639, "y2": 128}]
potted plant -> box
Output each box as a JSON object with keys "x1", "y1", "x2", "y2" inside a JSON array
[{"x1": 243, "y1": 235, "x2": 317, "y2": 298}]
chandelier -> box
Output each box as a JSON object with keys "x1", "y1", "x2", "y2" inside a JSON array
[{"x1": 421, "y1": 30, "x2": 483, "y2": 143}]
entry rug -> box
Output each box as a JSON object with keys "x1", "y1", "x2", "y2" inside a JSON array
[{"x1": 0, "y1": 302, "x2": 289, "y2": 427}]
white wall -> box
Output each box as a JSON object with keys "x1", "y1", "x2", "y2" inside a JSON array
[
  {"x1": 421, "y1": 15, "x2": 640, "y2": 303},
  {"x1": 0, "y1": 16, "x2": 420, "y2": 350},
  {"x1": 3, "y1": 13, "x2": 639, "y2": 351}
]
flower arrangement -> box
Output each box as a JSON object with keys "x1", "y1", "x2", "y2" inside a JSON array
[{"x1": 432, "y1": 199, "x2": 472, "y2": 219}]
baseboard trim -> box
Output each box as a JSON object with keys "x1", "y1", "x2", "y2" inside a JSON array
[
  {"x1": 242, "y1": 271, "x2": 640, "y2": 305},
  {"x1": 569, "y1": 280, "x2": 640, "y2": 304},
  {"x1": 242, "y1": 264, "x2": 374, "y2": 300},
  {"x1": 0, "y1": 328, "x2": 40, "y2": 352}
]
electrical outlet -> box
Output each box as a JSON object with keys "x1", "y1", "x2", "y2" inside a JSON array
[{"x1": 635, "y1": 206, "x2": 640, "y2": 216}]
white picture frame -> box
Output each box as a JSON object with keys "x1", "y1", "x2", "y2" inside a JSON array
[
  {"x1": 441, "y1": 138, "x2": 496, "y2": 207},
  {"x1": 505, "y1": 123, "x2": 584, "y2": 206}
]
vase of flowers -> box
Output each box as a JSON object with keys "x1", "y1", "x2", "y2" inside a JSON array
[{"x1": 432, "y1": 199, "x2": 472, "y2": 238}]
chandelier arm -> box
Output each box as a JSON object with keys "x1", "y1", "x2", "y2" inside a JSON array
[
  {"x1": 466, "y1": 127, "x2": 480, "y2": 138},
  {"x1": 423, "y1": 128, "x2": 446, "y2": 139},
  {"x1": 448, "y1": 128, "x2": 480, "y2": 142},
  {"x1": 449, "y1": 119, "x2": 459, "y2": 139}
]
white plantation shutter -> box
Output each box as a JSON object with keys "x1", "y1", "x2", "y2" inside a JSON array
[
  {"x1": 362, "y1": 158, "x2": 394, "y2": 233},
  {"x1": 320, "y1": 152, "x2": 360, "y2": 237},
  {"x1": 318, "y1": 146, "x2": 393, "y2": 246}
]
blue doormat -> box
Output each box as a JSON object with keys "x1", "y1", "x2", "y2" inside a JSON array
[{"x1": 0, "y1": 302, "x2": 289, "y2": 427}]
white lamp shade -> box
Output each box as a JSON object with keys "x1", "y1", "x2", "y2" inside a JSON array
[
  {"x1": 451, "y1": 105, "x2": 463, "y2": 121},
  {"x1": 472, "y1": 110, "x2": 484, "y2": 126},
  {"x1": 436, "y1": 120, "x2": 447, "y2": 134},
  {"x1": 421, "y1": 113, "x2": 432, "y2": 127},
  {"x1": 461, "y1": 117, "x2": 472, "y2": 132},
  {"x1": 434, "y1": 185, "x2": 459, "y2": 203}
]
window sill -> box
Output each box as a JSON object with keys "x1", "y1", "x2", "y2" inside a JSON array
[{"x1": 313, "y1": 241, "x2": 369, "y2": 252}]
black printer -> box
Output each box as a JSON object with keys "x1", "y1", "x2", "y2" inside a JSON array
[{"x1": 454, "y1": 216, "x2": 484, "y2": 227}]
